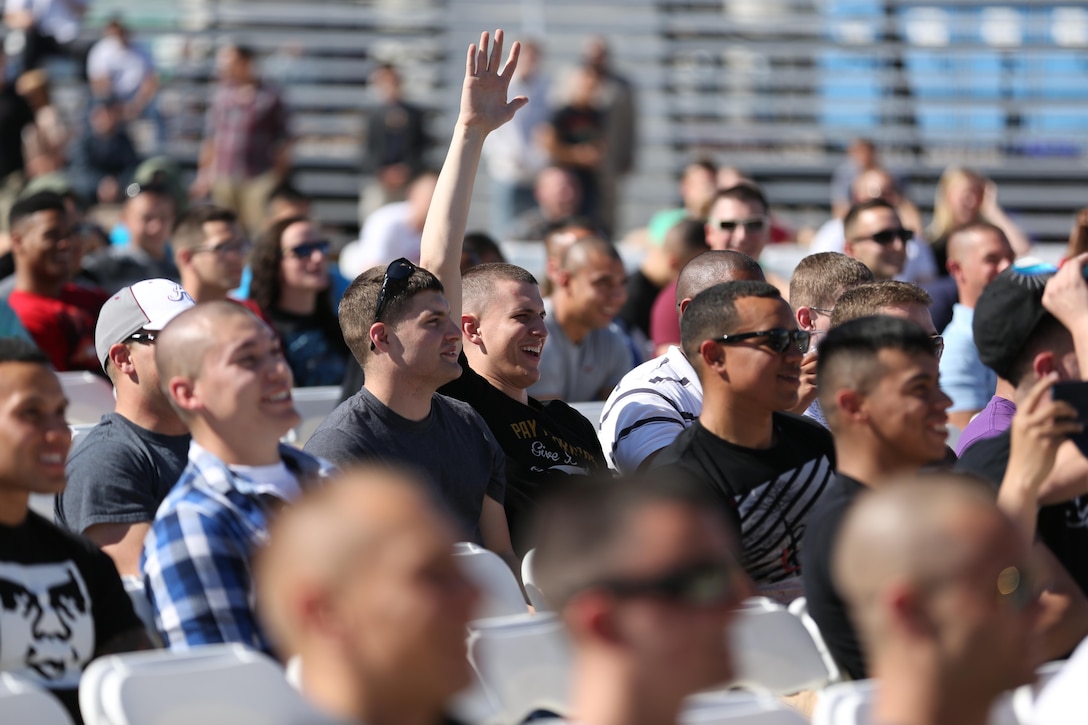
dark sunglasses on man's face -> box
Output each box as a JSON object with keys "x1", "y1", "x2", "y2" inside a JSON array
[
  {"x1": 282, "y1": 240, "x2": 331, "y2": 259},
  {"x1": 712, "y1": 217, "x2": 766, "y2": 234},
  {"x1": 856, "y1": 227, "x2": 912, "y2": 246},
  {"x1": 713, "y1": 328, "x2": 811, "y2": 355},
  {"x1": 370, "y1": 258, "x2": 418, "y2": 351},
  {"x1": 596, "y1": 560, "x2": 737, "y2": 608}
]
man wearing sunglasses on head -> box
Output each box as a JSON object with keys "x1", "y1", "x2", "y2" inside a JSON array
[
  {"x1": 842, "y1": 198, "x2": 910, "y2": 282},
  {"x1": 532, "y1": 471, "x2": 752, "y2": 725},
  {"x1": 653, "y1": 280, "x2": 836, "y2": 602},
  {"x1": 56, "y1": 279, "x2": 194, "y2": 578}
]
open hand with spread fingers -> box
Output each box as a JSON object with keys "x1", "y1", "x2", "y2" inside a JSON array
[{"x1": 459, "y1": 29, "x2": 529, "y2": 134}]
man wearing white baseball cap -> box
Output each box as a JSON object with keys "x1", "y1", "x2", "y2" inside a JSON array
[{"x1": 55, "y1": 278, "x2": 195, "y2": 577}]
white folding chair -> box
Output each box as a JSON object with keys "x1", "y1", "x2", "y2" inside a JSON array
[
  {"x1": 683, "y1": 691, "x2": 808, "y2": 724},
  {"x1": 521, "y1": 548, "x2": 551, "y2": 612},
  {"x1": 813, "y1": 679, "x2": 1019, "y2": 725},
  {"x1": 454, "y1": 542, "x2": 529, "y2": 619},
  {"x1": 568, "y1": 400, "x2": 606, "y2": 427},
  {"x1": 281, "y1": 385, "x2": 341, "y2": 446},
  {"x1": 0, "y1": 673, "x2": 74, "y2": 724},
  {"x1": 79, "y1": 643, "x2": 325, "y2": 725},
  {"x1": 56, "y1": 371, "x2": 115, "y2": 425},
  {"x1": 787, "y1": 597, "x2": 843, "y2": 684},
  {"x1": 729, "y1": 600, "x2": 834, "y2": 695},
  {"x1": 467, "y1": 612, "x2": 572, "y2": 724}
]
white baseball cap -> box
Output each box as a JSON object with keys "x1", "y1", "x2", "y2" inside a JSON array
[{"x1": 95, "y1": 279, "x2": 196, "y2": 371}]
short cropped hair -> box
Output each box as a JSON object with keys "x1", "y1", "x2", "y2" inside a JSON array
[
  {"x1": 831, "y1": 281, "x2": 932, "y2": 328},
  {"x1": 10, "y1": 192, "x2": 66, "y2": 231},
  {"x1": 559, "y1": 236, "x2": 622, "y2": 273},
  {"x1": 462, "y1": 263, "x2": 538, "y2": 315},
  {"x1": 172, "y1": 205, "x2": 238, "y2": 250},
  {"x1": 680, "y1": 280, "x2": 782, "y2": 360},
  {"x1": 843, "y1": 198, "x2": 896, "y2": 242},
  {"x1": 265, "y1": 181, "x2": 310, "y2": 208},
  {"x1": 0, "y1": 337, "x2": 49, "y2": 365},
  {"x1": 789, "y1": 252, "x2": 874, "y2": 310},
  {"x1": 530, "y1": 471, "x2": 727, "y2": 610},
  {"x1": 816, "y1": 315, "x2": 936, "y2": 424},
  {"x1": 675, "y1": 250, "x2": 765, "y2": 306},
  {"x1": 709, "y1": 184, "x2": 769, "y2": 217},
  {"x1": 946, "y1": 221, "x2": 1009, "y2": 261},
  {"x1": 338, "y1": 263, "x2": 444, "y2": 368}
]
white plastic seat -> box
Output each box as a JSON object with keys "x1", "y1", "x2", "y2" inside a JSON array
[
  {"x1": 0, "y1": 672, "x2": 74, "y2": 724},
  {"x1": 729, "y1": 602, "x2": 834, "y2": 695},
  {"x1": 454, "y1": 542, "x2": 528, "y2": 619},
  {"x1": 521, "y1": 548, "x2": 551, "y2": 612},
  {"x1": 467, "y1": 612, "x2": 572, "y2": 724},
  {"x1": 683, "y1": 691, "x2": 808, "y2": 724},
  {"x1": 56, "y1": 371, "x2": 115, "y2": 425},
  {"x1": 79, "y1": 643, "x2": 328, "y2": 725},
  {"x1": 813, "y1": 679, "x2": 1019, "y2": 725},
  {"x1": 787, "y1": 597, "x2": 842, "y2": 684},
  {"x1": 282, "y1": 386, "x2": 341, "y2": 446}
]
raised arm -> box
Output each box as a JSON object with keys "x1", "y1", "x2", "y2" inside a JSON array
[{"x1": 419, "y1": 29, "x2": 527, "y2": 322}]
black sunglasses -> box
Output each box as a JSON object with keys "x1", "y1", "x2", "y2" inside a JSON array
[
  {"x1": 282, "y1": 240, "x2": 331, "y2": 259},
  {"x1": 855, "y1": 227, "x2": 912, "y2": 246},
  {"x1": 126, "y1": 331, "x2": 158, "y2": 345},
  {"x1": 713, "y1": 217, "x2": 766, "y2": 233},
  {"x1": 370, "y1": 258, "x2": 417, "y2": 351},
  {"x1": 596, "y1": 560, "x2": 737, "y2": 608},
  {"x1": 931, "y1": 334, "x2": 944, "y2": 361},
  {"x1": 713, "y1": 328, "x2": 810, "y2": 355}
]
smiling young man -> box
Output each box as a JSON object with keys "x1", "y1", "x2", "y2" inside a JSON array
[
  {"x1": 842, "y1": 199, "x2": 909, "y2": 281},
  {"x1": 0, "y1": 338, "x2": 148, "y2": 720},
  {"x1": 653, "y1": 280, "x2": 835, "y2": 600},
  {"x1": 417, "y1": 29, "x2": 606, "y2": 554},
  {"x1": 141, "y1": 301, "x2": 331, "y2": 652}
]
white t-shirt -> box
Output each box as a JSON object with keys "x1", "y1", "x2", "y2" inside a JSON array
[
  {"x1": 86, "y1": 36, "x2": 155, "y2": 100},
  {"x1": 5, "y1": 0, "x2": 87, "y2": 43},
  {"x1": 598, "y1": 345, "x2": 703, "y2": 473},
  {"x1": 338, "y1": 201, "x2": 421, "y2": 279},
  {"x1": 1032, "y1": 636, "x2": 1088, "y2": 724}
]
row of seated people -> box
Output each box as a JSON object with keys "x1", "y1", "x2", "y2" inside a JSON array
[{"x1": 2, "y1": 29, "x2": 1088, "y2": 725}]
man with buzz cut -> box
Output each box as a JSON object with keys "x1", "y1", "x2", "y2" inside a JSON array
[
  {"x1": 654, "y1": 280, "x2": 835, "y2": 601},
  {"x1": 0, "y1": 337, "x2": 149, "y2": 721},
  {"x1": 842, "y1": 198, "x2": 909, "y2": 282},
  {"x1": 416, "y1": 29, "x2": 605, "y2": 553},
  {"x1": 599, "y1": 250, "x2": 766, "y2": 474},
  {"x1": 142, "y1": 301, "x2": 331, "y2": 652},
  {"x1": 56, "y1": 278, "x2": 194, "y2": 578}
]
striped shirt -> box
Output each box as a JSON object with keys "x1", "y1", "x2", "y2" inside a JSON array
[{"x1": 598, "y1": 346, "x2": 703, "y2": 473}]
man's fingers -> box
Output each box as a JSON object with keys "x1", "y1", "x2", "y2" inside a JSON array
[
  {"x1": 501, "y1": 39, "x2": 521, "y2": 79},
  {"x1": 476, "y1": 31, "x2": 489, "y2": 74},
  {"x1": 466, "y1": 43, "x2": 477, "y2": 76},
  {"x1": 490, "y1": 29, "x2": 504, "y2": 72},
  {"x1": 1023, "y1": 371, "x2": 1059, "y2": 413}
]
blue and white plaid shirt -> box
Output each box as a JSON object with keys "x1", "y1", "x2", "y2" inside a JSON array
[{"x1": 141, "y1": 441, "x2": 333, "y2": 652}]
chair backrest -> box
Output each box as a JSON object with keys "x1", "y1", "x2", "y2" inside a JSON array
[
  {"x1": 79, "y1": 643, "x2": 326, "y2": 725},
  {"x1": 0, "y1": 673, "x2": 74, "y2": 725},
  {"x1": 683, "y1": 691, "x2": 808, "y2": 724},
  {"x1": 521, "y1": 548, "x2": 552, "y2": 612},
  {"x1": 467, "y1": 612, "x2": 572, "y2": 724},
  {"x1": 453, "y1": 542, "x2": 529, "y2": 619},
  {"x1": 786, "y1": 596, "x2": 843, "y2": 684},
  {"x1": 813, "y1": 679, "x2": 1020, "y2": 725},
  {"x1": 730, "y1": 603, "x2": 833, "y2": 695},
  {"x1": 56, "y1": 371, "x2": 115, "y2": 425},
  {"x1": 283, "y1": 386, "x2": 341, "y2": 446}
]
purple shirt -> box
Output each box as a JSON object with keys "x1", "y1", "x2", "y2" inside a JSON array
[{"x1": 956, "y1": 395, "x2": 1017, "y2": 456}]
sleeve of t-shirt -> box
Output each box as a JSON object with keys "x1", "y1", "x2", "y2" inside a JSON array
[
  {"x1": 939, "y1": 333, "x2": 996, "y2": 413},
  {"x1": 302, "y1": 426, "x2": 364, "y2": 468},
  {"x1": 649, "y1": 286, "x2": 681, "y2": 349},
  {"x1": 480, "y1": 419, "x2": 507, "y2": 505},
  {"x1": 59, "y1": 432, "x2": 165, "y2": 533},
  {"x1": 953, "y1": 435, "x2": 1009, "y2": 488},
  {"x1": 86, "y1": 41, "x2": 108, "y2": 81},
  {"x1": 600, "y1": 389, "x2": 689, "y2": 474},
  {"x1": 143, "y1": 505, "x2": 264, "y2": 651}
]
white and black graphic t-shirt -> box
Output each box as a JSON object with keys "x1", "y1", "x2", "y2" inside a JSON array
[
  {"x1": 0, "y1": 512, "x2": 138, "y2": 697},
  {"x1": 654, "y1": 413, "x2": 836, "y2": 589}
]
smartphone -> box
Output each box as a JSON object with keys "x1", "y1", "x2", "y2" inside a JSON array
[{"x1": 1051, "y1": 381, "x2": 1088, "y2": 457}]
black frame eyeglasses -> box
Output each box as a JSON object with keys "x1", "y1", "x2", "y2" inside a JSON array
[
  {"x1": 126, "y1": 331, "x2": 158, "y2": 345},
  {"x1": 370, "y1": 258, "x2": 417, "y2": 351},
  {"x1": 713, "y1": 328, "x2": 810, "y2": 355},
  {"x1": 853, "y1": 227, "x2": 912, "y2": 246},
  {"x1": 282, "y1": 240, "x2": 331, "y2": 259}
]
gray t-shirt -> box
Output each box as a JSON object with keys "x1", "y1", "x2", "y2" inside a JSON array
[
  {"x1": 56, "y1": 412, "x2": 191, "y2": 533},
  {"x1": 527, "y1": 299, "x2": 635, "y2": 402},
  {"x1": 303, "y1": 387, "x2": 506, "y2": 543}
]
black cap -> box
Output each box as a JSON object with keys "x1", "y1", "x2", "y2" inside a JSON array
[{"x1": 973, "y1": 258, "x2": 1056, "y2": 381}]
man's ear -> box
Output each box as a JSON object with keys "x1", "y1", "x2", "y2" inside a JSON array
[
  {"x1": 835, "y1": 388, "x2": 866, "y2": 421},
  {"x1": 797, "y1": 306, "x2": 816, "y2": 332},
  {"x1": 167, "y1": 375, "x2": 199, "y2": 413},
  {"x1": 175, "y1": 247, "x2": 192, "y2": 268},
  {"x1": 698, "y1": 339, "x2": 726, "y2": 372},
  {"x1": 678, "y1": 297, "x2": 694, "y2": 315},
  {"x1": 1033, "y1": 350, "x2": 1057, "y2": 380},
  {"x1": 108, "y1": 343, "x2": 135, "y2": 376},
  {"x1": 462, "y1": 314, "x2": 483, "y2": 345},
  {"x1": 368, "y1": 321, "x2": 390, "y2": 355}
]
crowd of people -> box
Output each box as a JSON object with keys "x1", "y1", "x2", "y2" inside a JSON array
[{"x1": 1, "y1": 18, "x2": 1088, "y2": 725}]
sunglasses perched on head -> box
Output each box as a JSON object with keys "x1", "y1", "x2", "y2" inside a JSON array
[
  {"x1": 712, "y1": 328, "x2": 811, "y2": 354},
  {"x1": 370, "y1": 258, "x2": 418, "y2": 351},
  {"x1": 594, "y1": 560, "x2": 737, "y2": 608}
]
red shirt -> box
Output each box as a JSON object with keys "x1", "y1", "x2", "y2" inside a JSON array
[{"x1": 9, "y1": 284, "x2": 109, "y2": 373}]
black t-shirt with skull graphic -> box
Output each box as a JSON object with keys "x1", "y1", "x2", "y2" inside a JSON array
[{"x1": 0, "y1": 511, "x2": 140, "y2": 719}]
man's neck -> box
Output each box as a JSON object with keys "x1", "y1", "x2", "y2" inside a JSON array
[
  {"x1": 571, "y1": 656, "x2": 685, "y2": 725},
  {"x1": 872, "y1": 662, "x2": 992, "y2": 725},
  {"x1": 133, "y1": 239, "x2": 168, "y2": 262},
  {"x1": 552, "y1": 295, "x2": 593, "y2": 345},
  {"x1": 699, "y1": 391, "x2": 775, "y2": 449},
  {"x1": 957, "y1": 288, "x2": 979, "y2": 311},
  {"x1": 14, "y1": 268, "x2": 63, "y2": 297},
  {"x1": 277, "y1": 287, "x2": 318, "y2": 316},
  {"x1": 833, "y1": 436, "x2": 922, "y2": 488},
  {"x1": 183, "y1": 275, "x2": 228, "y2": 304},
  {"x1": 465, "y1": 349, "x2": 529, "y2": 405},
  {"x1": 363, "y1": 370, "x2": 437, "y2": 422},
  {"x1": 114, "y1": 389, "x2": 189, "y2": 437},
  {"x1": 0, "y1": 491, "x2": 30, "y2": 527},
  {"x1": 302, "y1": 658, "x2": 446, "y2": 725},
  {"x1": 193, "y1": 427, "x2": 282, "y2": 467}
]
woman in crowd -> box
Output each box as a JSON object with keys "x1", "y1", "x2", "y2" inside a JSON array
[
  {"x1": 249, "y1": 215, "x2": 350, "y2": 387},
  {"x1": 929, "y1": 166, "x2": 1030, "y2": 273}
]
